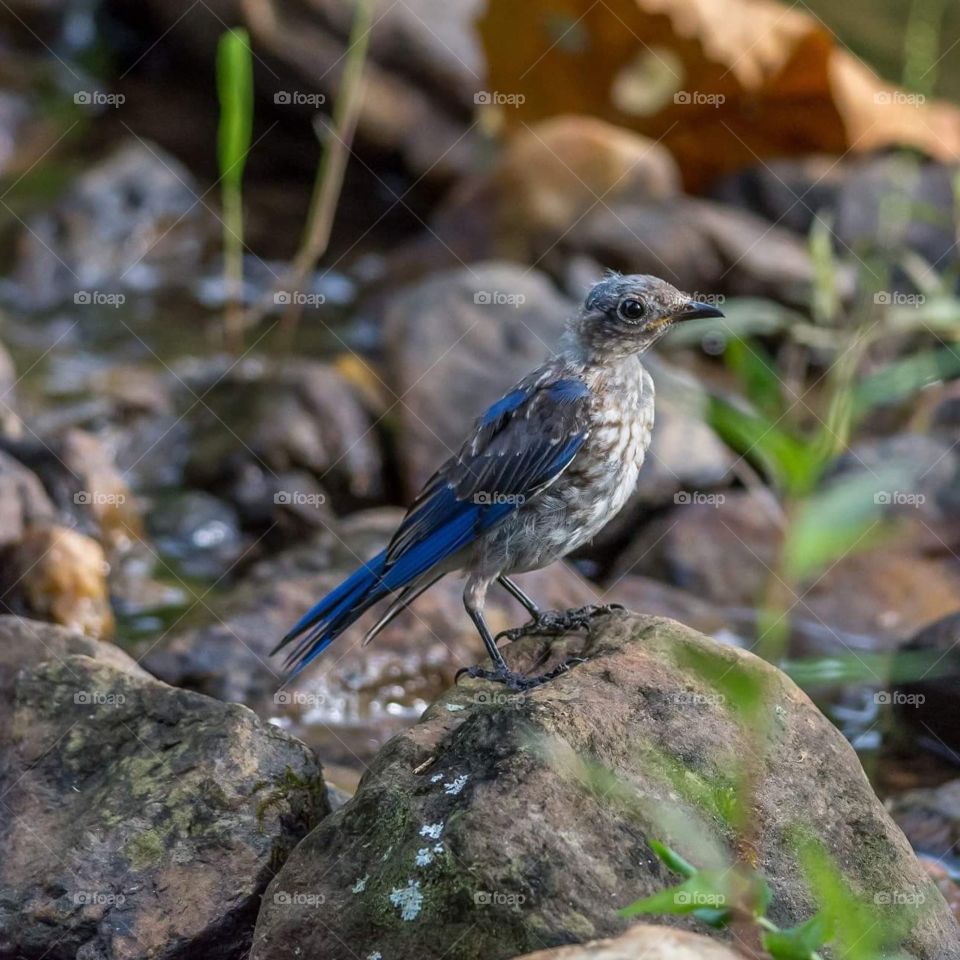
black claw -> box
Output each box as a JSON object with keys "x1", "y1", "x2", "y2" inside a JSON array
[
  {"x1": 495, "y1": 604, "x2": 624, "y2": 643},
  {"x1": 454, "y1": 657, "x2": 588, "y2": 692}
]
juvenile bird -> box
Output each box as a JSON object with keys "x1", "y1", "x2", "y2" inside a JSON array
[{"x1": 274, "y1": 274, "x2": 723, "y2": 689}]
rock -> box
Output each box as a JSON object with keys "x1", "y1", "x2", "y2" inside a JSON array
[
  {"x1": 0, "y1": 618, "x2": 329, "y2": 960},
  {"x1": 13, "y1": 140, "x2": 216, "y2": 308},
  {"x1": 513, "y1": 925, "x2": 748, "y2": 959},
  {"x1": 184, "y1": 357, "x2": 382, "y2": 514},
  {"x1": 0, "y1": 523, "x2": 114, "y2": 638},
  {"x1": 250, "y1": 614, "x2": 958, "y2": 959},
  {"x1": 432, "y1": 116, "x2": 681, "y2": 262},
  {"x1": 0, "y1": 449, "x2": 55, "y2": 548},
  {"x1": 382, "y1": 264, "x2": 574, "y2": 493},
  {"x1": 890, "y1": 780, "x2": 960, "y2": 859},
  {"x1": 147, "y1": 490, "x2": 249, "y2": 581},
  {"x1": 142, "y1": 508, "x2": 603, "y2": 775},
  {"x1": 918, "y1": 856, "x2": 960, "y2": 925},
  {"x1": 619, "y1": 491, "x2": 960, "y2": 646},
  {"x1": 568, "y1": 197, "x2": 850, "y2": 305},
  {"x1": 0, "y1": 615, "x2": 150, "y2": 730},
  {"x1": 1, "y1": 428, "x2": 141, "y2": 546}
]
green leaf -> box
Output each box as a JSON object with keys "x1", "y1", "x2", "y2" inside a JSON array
[
  {"x1": 216, "y1": 28, "x2": 254, "y2": 188},
  {"x1": 764, "y1": 911, "x2": 834, "y2": 959},
  {"x1": 852, "y1": 344, "x2": 960, "y2": 420},
  {"x1": 649, "y1": 839, "x2": 696, "y2": 878},
  {"x1": 707, "y1": 395, "x2": 822, "y2": 496},
  {"x1": 619, "y1": 871, "x2": 730, "y2": 918},
  {"x1": 725, "y1": 337, "x2": 784, "y2": 421}
]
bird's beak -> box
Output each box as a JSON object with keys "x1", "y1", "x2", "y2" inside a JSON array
[{"x1": 673, "y1": 299, "x2": 724, "y2": 322}]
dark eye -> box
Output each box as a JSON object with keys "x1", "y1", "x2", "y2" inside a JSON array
[{"x1": 618, "y1": 298, "x2": 645, "y2": 321}]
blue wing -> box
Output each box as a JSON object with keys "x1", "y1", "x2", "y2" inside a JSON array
[{"x1": 273, "y1": 376, "x2": 591, "y2": 675}]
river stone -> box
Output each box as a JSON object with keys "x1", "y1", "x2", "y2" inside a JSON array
[
  {"x1": 514, "y1": 924, "x2": 748, "y2": 959},
  {"x1": 184, "y1": 357, "x2": 383, "y2": 514},
  {"x1": 249, "y1": 614, "x2": 958, "y2": 960},
  {"x1": 0, "y1": 625, "x2": 329, "y2": 960}
]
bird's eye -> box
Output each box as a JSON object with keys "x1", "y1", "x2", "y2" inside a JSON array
[{"x1": 618, "y1": 298, "x2": 646, "y2": 321}]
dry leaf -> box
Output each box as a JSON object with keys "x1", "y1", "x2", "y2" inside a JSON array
[{"x1": 477, "y1": 0, "x2": 960, "y2": 190}]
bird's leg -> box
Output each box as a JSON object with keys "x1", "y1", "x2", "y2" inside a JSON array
[
  {"x1": 456, "y1": 578, "x2": 587, "y2": 691},
  {"x1": 495, "y1": 574, "x2": 624, "y2": 643}
]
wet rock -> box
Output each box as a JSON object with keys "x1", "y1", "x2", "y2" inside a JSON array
[
  {"x1": 383, "y1": 264, "x2": 573, "y2": 493},
  {"x1": 250, "y1": 614, "x2": 957, "y2": 960},
  {"x1": 514, "y1": 925, "x2": 748, "y2": 960},
  {"x1": 147, "y1": 490, "x2": 248, "y2": 581},
  {"x1": 184, "y1": 357, "x2": 382, "y2": 514},
  {"x1": 13, "y1": 140, "x2": 216, "y2": 308},
  {"x1": 433, "y1": 116, "x2": 681, "y2": 262},
  {"x1": 620, "y1": 491, "x2": 960, "y2": 646},
  {"x1": 142, "y1": 508, "x2": 602, "y2": 773},
  {"x1": 0, "y1": 449, "x2": 55, "y2": 547},
  {"x1": 0, "y1": 523, "x2": 114, "y2": 638},
  {"x1": 0, "y1": 618, "x2": 329, "y2": 960}
]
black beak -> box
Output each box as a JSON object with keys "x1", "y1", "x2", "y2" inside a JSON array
[{"x1": 674, "y1": 299, "x2": 724, "y2": 321}]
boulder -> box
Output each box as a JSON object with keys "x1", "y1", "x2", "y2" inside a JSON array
[
  {"x1": 0, "y1": 523, "x2": 115, "y2": 638},
  {"x1": 513, "y1": 925, "x2": 748, "y2": 959},
  {"x1": 184, "y1": 357, "x2": 382, "y2": 515},
  {"x1": 0, "y1": 616, "x2": 329, "y2": 960},
  {"x1": 0, "y1": 449, "x2": 55, "y2": 548},
  {"x1": 250, "y1": 614, "x2": 958, "y2": 960}
]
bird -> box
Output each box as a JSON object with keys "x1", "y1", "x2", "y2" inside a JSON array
[{"x1": 273, "y1": 273, "x2": 723, "y2": 689}]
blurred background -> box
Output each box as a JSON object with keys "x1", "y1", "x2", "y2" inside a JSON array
[{"x1": 1, "y1": 0, "x2": 960, "y2": 912}]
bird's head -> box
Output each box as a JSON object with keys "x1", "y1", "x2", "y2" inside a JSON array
[{"x1": 570, "y1": 273, "x2": 723, "y2": 360}]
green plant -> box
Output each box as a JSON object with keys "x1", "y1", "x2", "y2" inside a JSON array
[{"x1": 216, "y1": 26, "x2": 254, "y2": 353}]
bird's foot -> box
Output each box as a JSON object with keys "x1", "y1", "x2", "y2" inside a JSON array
[
  {"x1": 455, "y1": 657, "x2": 587, "y2": 691},
  {"x1": 495, "y1": 603, "x2": 625, "y2": 644}
]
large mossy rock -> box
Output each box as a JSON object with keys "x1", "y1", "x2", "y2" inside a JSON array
[
  {"x1": 0, "y1": 617, "x2": 330, "y2": 960},
  {"x1": 250, "y1": 613, "x2": 959, "y2": 960}
]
